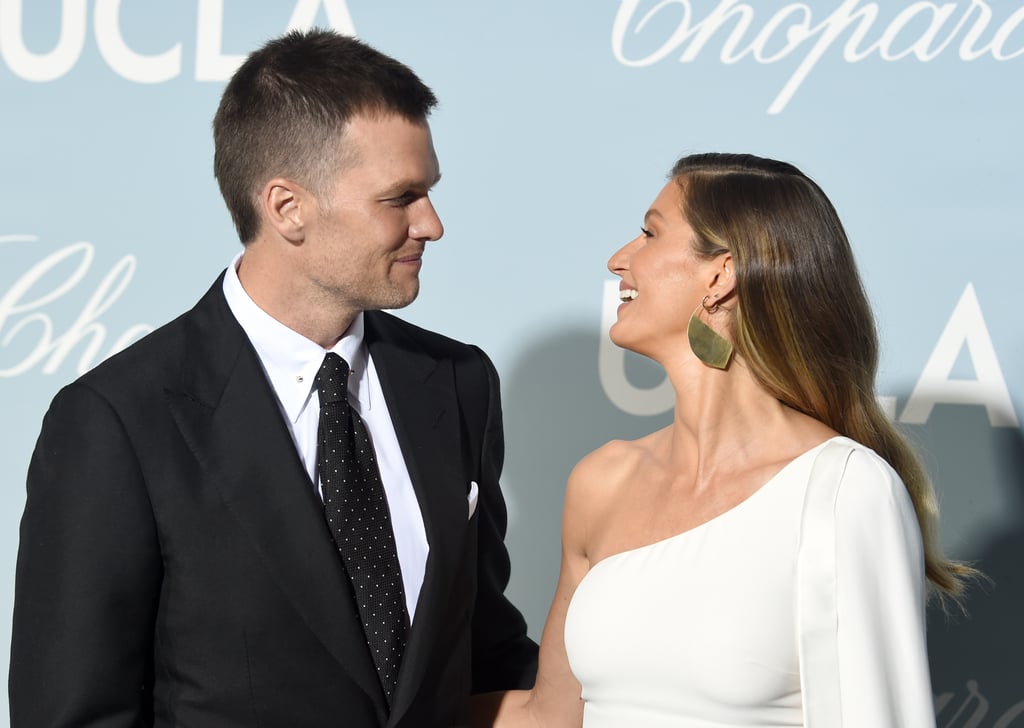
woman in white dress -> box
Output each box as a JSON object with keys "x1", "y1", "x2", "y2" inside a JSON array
[{"x1": 473, "y1": 153, "x2": 975, "y2": 727}]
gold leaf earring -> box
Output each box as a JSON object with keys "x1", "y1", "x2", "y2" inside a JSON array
[{"x1": 687, "y1": 295, "x2": 733, "y2": 369}]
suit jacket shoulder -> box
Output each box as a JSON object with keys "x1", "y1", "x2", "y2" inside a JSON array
[{"x1": 74, "y1": 272, "x2": 246, "y2": 404}]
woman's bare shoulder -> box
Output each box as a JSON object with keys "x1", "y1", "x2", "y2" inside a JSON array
[
  {"x1": 565, "y1": 430, "x2": 665, "y2": 518},
  {"x1": 570, "y1": 434, "x2": 653, "y2": 485}
]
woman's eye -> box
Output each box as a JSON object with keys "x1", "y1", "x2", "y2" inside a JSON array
[{"x1": 640, "y1": 226, "x2": 653, "y2": 238}]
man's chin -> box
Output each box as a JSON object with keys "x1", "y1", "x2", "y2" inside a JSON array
[{"x1": 376, "y1": 286, "x2": 420, "y2": 311}]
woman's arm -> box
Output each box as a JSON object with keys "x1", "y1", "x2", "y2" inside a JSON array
[{"x1": 471, "y1": 450, "x2": 610, "y2": 728}]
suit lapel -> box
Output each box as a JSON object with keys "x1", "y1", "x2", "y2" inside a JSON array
[
  {"x1": 365, "y1": 313, "x2": 470, "y2": 722},
  {"x1": 164, "y1": 279, "x2": 386, "y2": 713}
]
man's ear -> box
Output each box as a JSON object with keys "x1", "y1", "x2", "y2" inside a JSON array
[
  {"x1": 707, "y1": 252, "x2": 736, "y2": 304},
  {"x1": 261, "y1": 178, "x2": 310, "y2": 244}
]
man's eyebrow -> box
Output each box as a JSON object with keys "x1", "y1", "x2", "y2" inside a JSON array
[{"x1": 381, "y1": 172, "x2": 442, "y2": 197}]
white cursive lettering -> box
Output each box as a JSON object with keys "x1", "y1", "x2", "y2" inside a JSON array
[
  {"x1": 935, "y1": 679, "x2": 1024, "y2": 727},
  {"x1": 0, "y1": 235, "x2": 153, "y2": 377},
  {"x1": 611, "y1": 0, "x2": 1024, "y2": 113}
]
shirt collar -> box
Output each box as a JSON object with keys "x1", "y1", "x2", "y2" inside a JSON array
[{"x1": 222, "y1": 252, "x2": 372, "y2": 423}]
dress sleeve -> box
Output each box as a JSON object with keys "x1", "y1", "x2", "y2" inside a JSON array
[{"x1": 798, "y1": 442, "x2": 936, "y2": 728}]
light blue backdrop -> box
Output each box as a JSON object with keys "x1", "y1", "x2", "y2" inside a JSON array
[{"x1": 2, "y1": 1, "x2": 1022, "y2": 724}]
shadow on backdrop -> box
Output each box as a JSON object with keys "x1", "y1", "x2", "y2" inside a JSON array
[
  {"x1": 915, "y1": 405, "x2": 1024, "y2": 726},
  {"x1": 499, "y1": 332, "x2": 1022, "y2": 724},
  {"x1": 499, "y1": 324, "x2": 672, "y2": 635}
]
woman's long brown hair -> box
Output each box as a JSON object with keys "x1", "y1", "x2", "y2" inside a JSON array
[{"x1": 673, "y1": 152, "x2": 976, "y2": 602}]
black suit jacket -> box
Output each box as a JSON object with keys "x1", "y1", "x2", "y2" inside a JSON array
[{"x1": 9, "y1": 275, "x2": 537, "y2": 727}]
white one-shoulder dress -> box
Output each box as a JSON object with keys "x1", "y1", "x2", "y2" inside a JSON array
[{"x1": 563, "y1": 437, "x2": 937, "y2": 728}]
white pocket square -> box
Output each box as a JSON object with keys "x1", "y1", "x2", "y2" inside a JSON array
[{"x1": 467, "y1": 481, "x2": 479, "y2": 520}]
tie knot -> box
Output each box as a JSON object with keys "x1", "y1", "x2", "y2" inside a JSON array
[{"x1": 316, "y1": 353, "x2": 350, "y2": 404}]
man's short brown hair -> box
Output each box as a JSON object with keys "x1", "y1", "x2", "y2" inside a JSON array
[{"x1": 213, "y1": 29, "x2": 438, "y2": 243}]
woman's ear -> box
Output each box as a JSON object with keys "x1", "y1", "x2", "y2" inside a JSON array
[
  {"x1": 261, "y1": 178, "x2": 309, "y2": 244},
  {"x1": 707, "y1": 253, "x2": 736, "y2": 304}
]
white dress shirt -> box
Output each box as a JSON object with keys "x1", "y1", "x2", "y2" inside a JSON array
[{"x1": 222, "y1": 253, "x2": 428, "y2": 619}]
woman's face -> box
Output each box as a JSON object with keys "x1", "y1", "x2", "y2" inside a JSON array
[{"x1": 607, "y1": 181, "x2": 717, "y2": 359}]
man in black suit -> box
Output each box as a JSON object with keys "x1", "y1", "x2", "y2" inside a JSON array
[{"x1": 10, "y1": 29, "x2": 537, "y2": 727}]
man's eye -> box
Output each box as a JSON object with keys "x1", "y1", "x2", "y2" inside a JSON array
[{"x1": 388, "y1": 193, "x2": 416, "y2": 207}]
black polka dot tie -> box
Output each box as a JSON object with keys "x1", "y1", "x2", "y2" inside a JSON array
[{"x1": 316, "y1": 353, "x2": 408, "y2": 705}]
